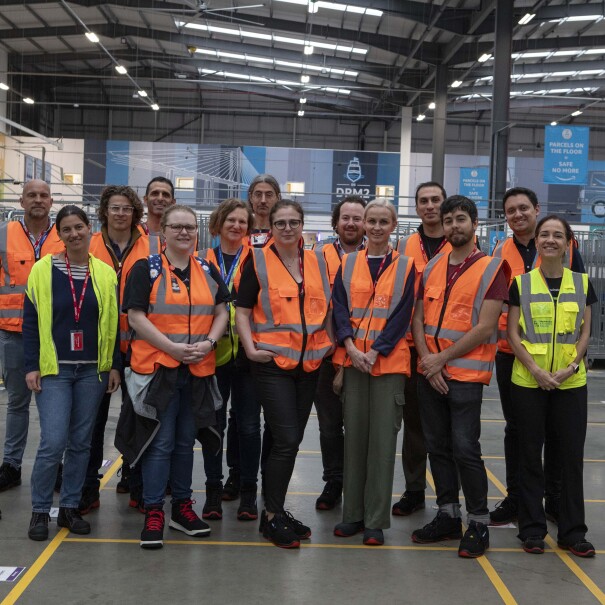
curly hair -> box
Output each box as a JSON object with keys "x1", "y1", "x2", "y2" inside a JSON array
[{"x1": 97, "y1": 185, "x2": 144, "y2": 227}]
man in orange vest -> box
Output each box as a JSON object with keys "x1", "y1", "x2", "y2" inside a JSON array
[
  {"x1": 313, "y1": 195, "x2": 366, "y2": 510},
  {"x1": 489, "y1": 187, "x2": 585, "y2": 526},
  {"x1": 411, "y1": 195, "x2": 509, "y2": 558},
  {"x1": 392, "y1": 181, "x2": 450, "y2": 517},
  {"x1": 0, "y1": 180, "x2": 64, "y2": 492}
]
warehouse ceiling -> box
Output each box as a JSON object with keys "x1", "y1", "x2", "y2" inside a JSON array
[{"x1": 0, "y1": 0, "x2": 604, "y2": 129}]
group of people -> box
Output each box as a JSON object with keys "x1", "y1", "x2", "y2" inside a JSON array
[{"x1": 0, "y1": 175, "x2": 595, "y2": 559}]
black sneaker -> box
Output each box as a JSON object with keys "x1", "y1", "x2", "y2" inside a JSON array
[
  {"x1": 57, "y1": 507, "x2": 91, "y2": 535},
  {"x1": 523, "y1": 536, "x2": 545, "y2": 554},
  {"x1": 169, "y1": 499, "x2": 211, "y2": 536},
  {"x1": 558, "y1": 540, "x2": 596, "y2": 558},
  {"x1": 458, "y1": 521, "x2": 489, "y2": 558},
  {"x1": 545, "y1": 497, "x2": 560, "y2": 525},
  {"x1": 116, "y1": 464, "x2": 130, "y2": 494},
  {"x1": 283, "y1": 510, "x2": 311, "y2": 539},
  {"x1": 489, "y1": 497, "x2": 517, "y2": 525},
  {"x1": 28, "y1": 512, "x2": 50, "y2": 541},
  {"x1": 0, "y1": 462, "x2": 21, "y2": 491},
  {"x1": 78, "y1": 485, "x2": 100, "y2": 515},
  {"x1": 315, "y1": 480, "x2": 343, "y2": 511},
  {"x1": 263, "y1": 512, "x2": 300, "y2": 549},
  {"x1": 334, "y1": 521, "x2": 364, "y2": 537},
  {"x1": 54, "y1": 463, "x2": 63, "y2": 494},
  {"x1": 222, "y1": 470, "x2": 240, "y2": 501},
  {"x1": 140, "y1": 506, "x2": 165, "y2": 549},
  {"x1": 392, "y1": 490, "x2": 425, "y2": 516},
  {"x1": 202, "y1": 483, "x2": 223, "y2": 520},
  {"x1": 237, "y1": 487, "x2": 258, "y2": 521},
  {"x1": 129, "y1": 486, "x2": 146, "y2": 514},
  {"x1": 363, "y1": 528, "x2": 384, "y2": 546},
  {"x1": 412, "y1": 511, "x2": 463, "y2": 543}
]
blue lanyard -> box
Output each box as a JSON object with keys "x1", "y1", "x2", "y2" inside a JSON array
[{"x1": 217, "y1": 246, "x2": 243, "y2": 290}]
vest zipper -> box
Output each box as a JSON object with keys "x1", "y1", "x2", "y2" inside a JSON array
[{"x1": 549, "y1": 292, "x2": 557, "y2": 373}]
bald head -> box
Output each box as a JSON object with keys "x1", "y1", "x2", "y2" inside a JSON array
[{"x1": 20, "y1": 179, "x2": 53, "y2": 224}]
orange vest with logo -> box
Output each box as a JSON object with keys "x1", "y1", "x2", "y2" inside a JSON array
[
  {"x1": 492, "y1": 237, "x2": 575, "y2": 354},
  {"x1": 421, "y1": 253, "x2": 504, "y2": 384},
  {"x1": 89, "y1": 230, "x2": 152, "y2": 353},
  {"x1": 129, "y1": 254, "x2": 218, "y2": 376},
  {"x1": 0, "y1": 221, "x2": 64, "y2": 331},
  {"x1": 332, "y1": 250, "x2": 414, "y2": 376},
  {"x1": 250, "y1": 246, "x2": 332, "y2": 372}
]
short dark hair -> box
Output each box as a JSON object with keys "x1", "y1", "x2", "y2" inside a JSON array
[
  {"x1": 331, "y1": 195, "x2": 366, "y2": 230},
  {"x1": 415, "y1": 181, "x2": 447, "y2": 205},
  {"x1": 502, "y1": 187, "x2": 539, "y2": 211},
  {"x1": 146, "y1": 176, "x2": 175, "y2": 198},
  {"x1": 440, "y1": 195, "x2": 478, "y2": 223},
  {"x1": 208, "y1": 198, "x2": 253, "y2": 237},
  {"x1": 535, "y1": 214, "x2": 574, "y2": 243},
  {"x1": 98, "y1": 185, "x2": 144, "y2": 227},
  {"x1": 56, "y1": 205, "x2": 90, "y2": 231},
  {"x1": 269, "y1": 199, "x2": 304, "y2": 224}
]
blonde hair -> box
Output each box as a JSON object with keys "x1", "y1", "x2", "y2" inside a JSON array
[{"x1": 364, "y1": 197, "x2": 397, "y2": 223}]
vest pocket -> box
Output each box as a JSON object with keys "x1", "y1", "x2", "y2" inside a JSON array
[{"x1": 559, "y1": 301, "x2": 579, "y2": 333}]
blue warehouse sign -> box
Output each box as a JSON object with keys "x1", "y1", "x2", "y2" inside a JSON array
[{"x1": 544, "y1": 125, "x2": 589, "y2": 185}]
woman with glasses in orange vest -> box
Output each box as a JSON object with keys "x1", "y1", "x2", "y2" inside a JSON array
[
  {"x1": 235, "y1": 199, "x2": 332, "y2": 549},
  {"x1": 331, "y1": 198, "x2": 415, "y2": 546},
  {"x1": 121, "y1": 205, "x2": 230, "y2": 550}
]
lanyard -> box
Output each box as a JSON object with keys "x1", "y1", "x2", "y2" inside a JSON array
[
  {"x1": 21, "y1": 221, "x2": 50, "y2": 260},
  {"x1": 418, "y1": 234, "x2": 446, "y2": 263},
  {"x1": 64, "y1": 253, "x2": 90, "y2": 325},
  {"x1": 446, "y1": 247, "x2": 478, "y2": 291},
  {"x1": 366, "y1": 248, "x2": 389, "y2": 288},
  {"x1": 217, "y1": 246, "x2": 243, "y2": 290}
]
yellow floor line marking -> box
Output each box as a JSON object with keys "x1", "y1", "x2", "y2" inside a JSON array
[
  {"x1": 0, "y1": 457, "x2": 122, "y2": 605},
  {"x1": 487, "y1": 465, "x2": 605, "y2": 604}
]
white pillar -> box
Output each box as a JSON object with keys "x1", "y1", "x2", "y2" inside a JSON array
[{"x1": 398, "y1": 106, "x2": 413, "y2": 217}]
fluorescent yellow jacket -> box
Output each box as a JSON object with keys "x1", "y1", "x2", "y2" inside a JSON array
[
  {"x1": 512, "y1": 268, "x2": 588, "y2": 389},
  {"x1": 25, "y1": 254, "x2": 118, "y2": 378}
]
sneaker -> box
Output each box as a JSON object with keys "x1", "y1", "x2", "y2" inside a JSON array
[
  {"x1": 0, "y1": 462, "x2": 21, "y2": 492},
  {"x1": 57, "y1": 507, "x2": 91, "y2": 535},
  {"x1": 334, "y1": 521, "x2": 364, "y2": 537},
  {"x1": 545, "y1": 497, "x2": 560, "y2": 525},
  {"x1": 523, "y1": 536, "x2": 545, "y2": 554},
  {"x1": 78, "y1": 485, "x2": 100, "y2": 515},
  {"x1": 558, "y1": 540, "x2": 596, "y2": 558},
  {"x1": 412, "y1": 512, "x2": 463, "y2": 543},
  {"x1": 140, "y1": 506, "x2": 165, "y2": 549},
  {"x1": 222, "y1": 470, "x2": 240, "y2": 501},
  {"x1": 392, "y1": 490, "x2": 425, "y2": 516},
  {"x1": 489, "y1": 497, "x2": 517, "y2": 525},
  {"x1": 202, "y1": 483, "x2": 223, "y2": 520},
  {"x1": 363, "y1": 528, "x2": 384, "y2": 546},
  {"x1": 315, "y1": 480, "x2": 343, "y2": 511},
  {"x1": 458, "y1": 521, "x2": 489, "y2": 558},
  {"x1": 28, "y1": 512, "x2": 50, "y2": 541},
  {"x1": 169, "y1": 499, "x2": 211, "y2": 537},
  {"x1": 263, "y1": 512, "x2": 300, "y2": 549},
  {"x1": 129, "y1": 486, "x2": 146, "y2": 514},
  {"x1": 116, "y1": 464, "x2": 130, "y2": 494},
  {"x1": 54, "y1": 463, "x2": 63, "y2": 494},
  {"x1": 237, "y1": 487, "x2": 258, "y2": 521},
  {"x1": 283, "y1": 510, "x2": 311, "y2": 539}
]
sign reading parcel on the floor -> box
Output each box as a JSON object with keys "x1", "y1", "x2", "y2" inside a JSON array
[{"x1": 0, "y1": 567, "x2": 26, "y2": 582}]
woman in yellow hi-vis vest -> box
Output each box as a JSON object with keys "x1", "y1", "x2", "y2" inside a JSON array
[{"x1": 507, "y1": 215, "x2": 596, "y2": 558}]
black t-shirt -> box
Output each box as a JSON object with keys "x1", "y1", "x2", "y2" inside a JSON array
[
  {"x1": 123, "y1": 256, "x2": 231, "y2": 312},
  {"x1": 508, "y1": 275, "x2": 597, "y2": 307}
]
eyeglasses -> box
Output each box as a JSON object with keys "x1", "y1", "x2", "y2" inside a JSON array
[
  {"x1": 165, "y1": 223, "x2": 197, "y2": 234},
  {"x1": 252, "y1": 190, "x2": 276, "y2": 200},
  {"x1": 272, "y1": 219, "x2": 302, "y2": 230},
  {"x1": 108, "y1": 205, "x2": 134, "y2": 214}
]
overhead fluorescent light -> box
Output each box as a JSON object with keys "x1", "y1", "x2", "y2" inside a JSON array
[
  {"x1": 0, "y1": 82, "x2": 8, "y2": 91},
  {"x1": 115, "y1": 65, "x2": 127, "y2": 74},
  {"x1": 301, "y1": 74, "x2": 310, "y2": 83},
  {"x1": 428, "y1": 102, "x2": 436, "y2": 110},
  {"x1": 275, "y1": 0, "x2": 382, "y2": 17},
  {"x1": 416, "y1": 114, "x2": 426, "y2": 121},
  {"x1": 518, "y1": 13, "x2": 535, "y2": 25},
  {"x1": 478, "y1": 53, "x2": 492, "y2": 63},
  {"x1": 85, "y1": 32, "x2": 99, "y2": 43},
  {"x1": 304, "y1": 45, "x2": 314, "y2": 55},
  {"x1": 151, "y1": 103, "x2": 160, "y2": 111},
  {"x1": 451, "y1": 80, "x2": 463, "y2": 88},
  {"x1": 297, "y1": 110, "x2": 305, "y2": 116},
  {"x1": 550, "y1": 121, "x2": 558, "y2": 126},
  {"x1": 300, "y1": 97, "x2": 307, "y2": 103},
  {"x1": 137, "y1": 90, "x2": 148, "y2": 97},
  {"x1": 571, "y1": 110, "x2": 583, "y2": 117},
  {"x1": 23, "y1": 97, "x2": 35, "y2": 104}
]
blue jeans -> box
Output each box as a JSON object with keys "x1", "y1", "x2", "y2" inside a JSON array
[
  {"x1": 418, "y1": 377, "x2": 489, "y2": 523},
  {"x1": 0, "y1": 330, "x2": 34, "y2": 468},
  {"x1": 31, "y1": 364, "x2": 108, "y2": 512},
  {"x1": 142, "y1": 367, "x2": 197, "y2": 507}
]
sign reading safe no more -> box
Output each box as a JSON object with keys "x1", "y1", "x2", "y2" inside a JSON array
[{"x1": 544, "y1": 125, "x2": 589, "y2": 185}]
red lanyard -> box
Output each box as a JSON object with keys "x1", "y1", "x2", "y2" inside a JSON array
[
  {"x1": 22, "y1": 222, "x2": 50, "y2": 260},
  {"x1": 297, "y1": 247, "x2": 305, "y2": 295},
  {"x1": 64, "y1": 253, "x2": 90, "y2": 325},
  {"x1": 446, "y1": 247, "x2": 478, "y2": 291},
  {"x1": 366, "y1": 249, "x2": 389, "y2": 288},
  {"x1": 418, "y1": 235, "x2": 446, "y2": 263}
]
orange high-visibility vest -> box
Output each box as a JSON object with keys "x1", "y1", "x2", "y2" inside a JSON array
[
  {"x1": 249, "y1": 246, "x2": 332, "y2": 371},
  {"x1": 0, "y1": 221, "x2": 64, "y2": 332},
  {"x1": 492, "y1": 237, "x2": 575, "y2": 354},
  {"x1": 314, "y1": 241, "x2": 342, "y2": 288},
  {"x1": 332, "y1": 250, "x2": 414, "y2": 376},
  {"x1": 397, "y1": 231, "x2": 452, "y2": 344},
  {"x1": 129, "y1": 254, "x2": 219, "y2": 376},
  {"x1": 89, "y1": 229, "x2": 151, "y2": 353},
  {"x1": 421, "y1": 253, "x2": 505, "y2": 385}
]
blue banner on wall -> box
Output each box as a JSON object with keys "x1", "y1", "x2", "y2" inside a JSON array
[
  {"x1": 544, "y1": 126, "x2": 589, "y2": 185},
  {"x1": 459, "y1": 167, "x2": 489, "y2": 202}
]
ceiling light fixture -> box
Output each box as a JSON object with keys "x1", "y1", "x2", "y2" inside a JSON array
[
  {"x1": 85, "y1": 31, "x2": 99, "y2": 43},
  {"x1": 304, "y1": 45, "x2": 314, "y2": 55},
  {"x1": 571, "y1": 110, "x2": 583, "y2": 117},
  {"x1": 115, "y1": 65, "x2": 127, "y2": 75},
  {"x1": 0, "y1": 82, "x2": 8, "y2": 91},
  {"x1": 550, "y1": 121, "x2": 558, "y2": 126},
  {"x1": 451, "y1": 80, "x2": 463, "y2": 88},
  {"x1": 417, "y1": 114, "x2": 426, "y2": 121},
  {"x1": 298, "y1": 110, "x2": 305, "y2": 116},
  {"x1": 23, "y1": 97, "x2": 35, "y2": 105},
  {"x1": 301, "y1": 74, "x2": 310, "y2": 83},
  {"x1": 275, "y1": 0, "x2": 382, "y2": 17},
  {"x1": 151, "y1": 103, "x2": 160, "y2": 111},
  {"x1": 428, "y1": 102, "x2": 436, "y2": 110},
  {"x1": 478, "y1": 53, "x2": 492, "y2": 63},
  {"x1": 518, "y1": 13, "x2": 536, "y2": 25},
  {"x1": 137, "y1": 90, "x2": 148, "y2": 97},
  {"x1": 300, "y1": 97, "x2": 307, "y2": 103}
]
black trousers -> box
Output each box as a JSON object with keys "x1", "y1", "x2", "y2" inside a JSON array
[
  {"x1": 251, "y1": 360, "x2": 319, "y2": 513},
  {"x1": 512, "y1": 384, "x2": 588, "y2": 545},
  {"x1": 496, "y1": 351, "x2": 561, "y2": 501}
]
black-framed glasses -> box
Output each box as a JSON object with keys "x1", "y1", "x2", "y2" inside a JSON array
[
  {"x1": 272, "y1": 219, "x2": 302, "y2": 230},
  {"x1": 165, "y1": 223, "x2": 197, "y2": 234}
]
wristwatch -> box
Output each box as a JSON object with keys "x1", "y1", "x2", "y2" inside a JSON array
[
  {"x1": 205, "y1": 337, "x2": 218, "y2": 350},
  {"x1": 568, "y1": 362, "x2": 580, "y2": 374}
]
